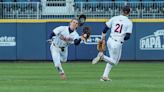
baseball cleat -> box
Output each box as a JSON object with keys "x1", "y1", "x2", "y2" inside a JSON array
[
  {"x1": 59, "y1": 73, "x2": 67, "y2": 80},
  {"x1": 100, "y1": 77, "x2": 112, "y2": 81}
]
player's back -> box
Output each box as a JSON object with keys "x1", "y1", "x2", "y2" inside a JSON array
[{"x1": 109, "y1": 15, "x2": 132, "y2": 42}]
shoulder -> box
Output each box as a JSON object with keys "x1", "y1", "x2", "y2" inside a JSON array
[
  {"x1": 72, "y1": 31, "x2": 79, "y2": 37},
  {"x1": 113, "y1": 15, "x2": 121, "y2": 19},
  {"x1": 53, "y1": 26, "x2": 67, "y2": 31},
  {"x1": 127, "y1": 19, "x2": 133, "y2": 25},
  {"x1": 110, "y1": 16, "x2": 117, "y2": 20},
  {"x1": 122, "y1": 16, "x2": 132, "y2": 25},
  {"x1": 55, "y1": 26, "x2": 68, "y2": 29},
  {"x1": 125, "y1": 19, "x2": 133, "y2": 28},
  {"x1": 73, "y1": 31, "x2": 79, "y2": 35},
  {"x1": 109, "y1": 15, "x2": 120, "y2": 22},
  {"x1": 106, "y1": 16, "x2": 116, "y2": 23},
  {"x1": 53, "y1": 26, "x2": 62, "y2": 31},
  {"x1": 57, "y1": 26, "x2": 68, "y2": 29}
]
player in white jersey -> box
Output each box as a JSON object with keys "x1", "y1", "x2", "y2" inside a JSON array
[
  {"x1": 92, "y1": 6, "x2": 133, "y2": 81},
  {"x1": 48, "y1": 18, "x2": 86, "y2": 80}
]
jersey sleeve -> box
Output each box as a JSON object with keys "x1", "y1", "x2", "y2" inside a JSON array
[
  {"x1": 73, "y1": 32, "x2": 80, "y2": 40},
  {"x1": 105, "y1": 17, "x2": 114, "y2": 28},
  {"x1": 53, "y1": 26, "x2": 64, "y2": 35},
  {"x1": 126, "y1": 22, "x2": 133, "y2": 33}
]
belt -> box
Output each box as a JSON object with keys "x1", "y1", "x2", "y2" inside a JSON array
[
  {"x1": 110, "y1": 37, "x2": 123, "y2": 44},
  {"x1": 53, "y1": 43, "x2": 65, "y2": 51}
]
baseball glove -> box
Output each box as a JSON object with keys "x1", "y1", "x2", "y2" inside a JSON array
[
  {"x1": 97, "y1": 40, "x2": 105, "y2": 52},
  {"x1": 82, "y1": 26, "x2": 91, "y2": 40}
]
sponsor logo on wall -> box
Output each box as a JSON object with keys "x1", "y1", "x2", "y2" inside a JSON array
[
  {"x1": 140, "y1": 29, "x2": 164, "y2": 50},
  {"x1": 0, "y1": 36, "x2": 16, "y2": 46},
  {"x1": 84, "y1": 35, "x2": 102, "y2": 45}
]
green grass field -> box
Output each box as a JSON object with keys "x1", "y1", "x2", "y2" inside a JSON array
[{"x1": 0, "y1": 61, "x2": 164, "y2": 92}]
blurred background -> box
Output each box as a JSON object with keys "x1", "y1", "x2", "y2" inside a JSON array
[
  {"x1": 0, "y1": 0, "x2": 164, "y2": 61},
  {"x1": 0, "y1": 0, "x2": 163, "y2": 19}
]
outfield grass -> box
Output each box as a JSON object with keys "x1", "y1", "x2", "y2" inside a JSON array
[{"x1": 0, "y1": 61, "x2": 164, "y2": 92}]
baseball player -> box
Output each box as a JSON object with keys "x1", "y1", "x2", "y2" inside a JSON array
[
  {"x1": 92, "y1": 6, "x2": 133, "y2": 81},
  {"x1": 48, "y1": 18, "x2": 86, "y2": 80}
]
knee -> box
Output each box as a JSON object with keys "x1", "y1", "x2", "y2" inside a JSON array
[
  {"x1": 110, "y1": 58, "x2": 118, "y2": 65},
  {"x1": 113, "y1": 60, "x2": 119, "y2": 65},
  {"x1": 109, "y1": 62, "x2": 116, "y2": 65},
  {"x1": 61, "y1": 58, "x2": 67, "y2": 63}
]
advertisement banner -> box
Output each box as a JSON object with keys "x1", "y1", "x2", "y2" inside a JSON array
[
  {"x1": 0, "y1": 23, "x2": 17, "y2": 60},
  {"x1": 0, "y1": 21, "x2": 163, "y2": 61},
  {"x1": 136, "y1": 23, "x2": 164, "y2": 60}
]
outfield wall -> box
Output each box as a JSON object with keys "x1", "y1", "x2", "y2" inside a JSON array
[{"x1": 0, "y1": 19, "x2": 164, "y2": 61}]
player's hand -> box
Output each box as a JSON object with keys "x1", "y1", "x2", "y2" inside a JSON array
[
  {"x1": 81, "y1": 35, "x2": 86, "y2": 41},
  {"x1": 102, "y1": 33, "x2": 106, "y2": 40},
  {"x1": 47, "y1": 39, "x2": 52, "y2": 44}
]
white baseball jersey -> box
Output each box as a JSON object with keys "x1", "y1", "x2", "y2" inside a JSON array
[
  {"x1": 52, "y1": 26, "x2": 80, "y2": 47},
  {"x1": 106, "y1": 15, "x2": 133, "y2": 42}
]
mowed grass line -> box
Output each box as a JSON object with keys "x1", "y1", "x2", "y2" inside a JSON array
[{"x1": 0, "y1": 62, "x2": 164, "y2": 92}]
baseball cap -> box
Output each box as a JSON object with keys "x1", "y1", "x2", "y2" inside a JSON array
[{"x1": 122, "y1": 6, "x2": 131, "y2": 14}]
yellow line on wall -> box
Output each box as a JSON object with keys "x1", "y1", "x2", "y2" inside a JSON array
[
  {"x1": 0, "y1": 19, "x2": 164, "y2": 23},
  {"x1": 0, "y1": 19, "x2": 71, "y2": 23}
]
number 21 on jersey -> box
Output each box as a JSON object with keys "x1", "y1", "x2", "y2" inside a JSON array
[{"x1": 114, "y1": 24, "x2": 123, "y2": 33}]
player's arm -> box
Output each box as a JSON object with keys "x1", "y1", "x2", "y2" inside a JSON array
[
  {"x1": 124, "y1": 33, "x2": 131, "y2": 40},
  {"x1": 49, "y1": 32, "x2": 56, "y2": 39},
  {"x1": 47, "y1": 32, "x2": 55, "y2": 44},
  {"x1": 53, "y1": 26, "x2": 64, "y2": 36},
  {"x1": 74, "y1": 38, "x2": 81, "y2": 45},
  {"x1": 74, "y1": 35, "x2": 87, "y2": 45},
  {"x1": 48, "y1": 26, "x2": 62, "y2": 39},
  {"x1": 124, "y1": 22, "x2": 133, "y2": 41},
  {"x1": 102, "y1": 24, "x2": 109, "y2": 40},
  {"x1": 101, "y1": 17, "x2": 113, "y2": 40},
  {"x1": 47, "y1": 26, "x2": 63, "y2": 43},
  {"x1": 73, "y1": 32, "x2": 85, "y2": 45}
]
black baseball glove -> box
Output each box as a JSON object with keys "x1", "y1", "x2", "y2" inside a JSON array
[{"x1": 82, "y1": 26, "x2": 91, "y2": 40}]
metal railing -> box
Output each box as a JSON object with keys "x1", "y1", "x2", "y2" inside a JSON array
[
  {"x1": 74, "y1": 1, "x2": 164, "y2": 19},
  {"x1": 0, "y1": 1, "x2": 163, "y2": 19},
  {"x1": 0, "y1": 2, "x2": 41, "y2": 19}
]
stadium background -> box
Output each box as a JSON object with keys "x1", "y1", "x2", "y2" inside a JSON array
[
  {"x1": 0, "y1": 1, "x2": 164, "y2": 92},
  {"x1": 0, "y1": 19, "x2": 164, "y2": 60},
  {"x1": 0, "y1": 0, "x2": 164, "y2": 61}
]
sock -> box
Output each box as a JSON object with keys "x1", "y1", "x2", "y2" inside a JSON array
[
  {"x1": 103, "y1": 63, "x2": 113, "y2": 77},
  {"x1": 56, "y1": 65, "x2": 64, "y2": 74}
]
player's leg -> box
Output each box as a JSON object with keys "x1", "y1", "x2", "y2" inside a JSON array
[
  {"x1": 103, "y1": 38, "x2": 122, "y2": 65},
  {"x1": 50, "y1": 44, "x2": 66, "y2": 79},
  {"x1": 60, "y1": 47, "x2": 68, "y2": 63},
  {"x1": 92, "y1": 38, "x2": 116, "y2": 65},
  {"x1": 98, "y1": 38, "x2": 114, "y2": 65},
  {"x1": 107, "y1": 42, "x2": 122, "y2": 65},
  {"x1": 100, "y1": 63, "x2": 113, "y2": 81},
  {"x1": 101, "y1": 38, "x2": 122, "y2": 81},
  {"x1": 59, "y1": 47, "x2": 68, "y2": 79},
  {"x1": 92, "y1": 51, "x2": 104, "y2": 64},
  {"x1": 100, "y1": 38, "x2": 113, "y2": 81}
]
